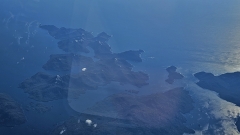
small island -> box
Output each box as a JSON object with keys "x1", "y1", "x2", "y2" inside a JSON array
[{"x1": 165, "y1": 66, "x2": 184, "y2": 84}]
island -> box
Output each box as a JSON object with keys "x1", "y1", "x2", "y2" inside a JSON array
[
  {"x1": 0, "y1": 93, "x2": 26, "y2": 127},
  {"x1": 42, "y1": 53, "x2": 94, "y2": 71},
  {"x1": 39, "y1": 25, "x2": 111, "y2": 55},
  {"x1": 165, "y1": 66, "x2": 184, "y2": 84},
  {"x1": 194, "y1": 71, "x2": 240, "y2": 132},
  {"x1": 50, "y1": 87, "x2": 195, "y2": 135},
  {"x1": 19, "y1": 72, "x2": 70, "y2": 101},
  {"x1": 19, "y1": 25, "x2": 149, "y2": 102},
  {"x1": 19, "y1": 57, "x2": 149, "y2": 101},
  {"x1": 194, "y1": 71, "x2": 240, "y2": 106},
  {"x1": 43, "y1": 51, "x2": 144, "y2": 72},
  {"x1": 39, "y1": 25, "x2": 94, "y2": 53},
  {"x1": 39, "y1": 25, "x2": 144, "y2": 62}
]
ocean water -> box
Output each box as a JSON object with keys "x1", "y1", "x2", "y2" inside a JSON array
[{"x1": 1, "y1": 0, "x2": 240, "y2": 134}]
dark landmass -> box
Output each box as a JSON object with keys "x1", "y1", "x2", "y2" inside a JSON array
[
  {"x1": 94, "y1": 32, "x2": 112, "y2": 42},
  {"x1": 165, "y1": 66, "x2": 184, "y2": 84},
  {"x1": 19, "y1": 72, "x2": 70, "y2": 101},
  {"x1": 51, "y1": 87, "x2": 194, "y2": 135},
  {"x1": 39, "y1": 25, "x2": 94, "y2": 40},
  {"x1": 39, "y1": 25, "x2": 94, "y2": 53},
  {"x1": 40, "y1": 25, "x2": 111, "y2": 55},
  {"x1": 77, "y1": 58, "x2": 149, "y2": 88},
  {"x1": 194, "y1": 71, "x2": 240, "y2": 106},
  {"x1": 194, "y1": 71, "x2": 240, "y2": 132},
  {"x1": 42, "y1": 54, "x2": 94, "y2": 71},
  {"x1": 41, "y1": 53, "x2": 148, "y2": 89},
  {"x1": 93, "y1": 49, "x2": 144, "y2": 62},
  {"x1": 19, "y1": 25, "x2": 149, "y2": 101},
  {"x1": 25, "y1": 102, "x2": 52, "y2": 113},
  {"x1": 19, "y1": 72, "x2": 92, "y2": 101},
  {"x1": 116, "y1": 49, "x2": 144, "y2": 62},
  {"x1": 43, "y1": 50, "x2": 144, "y2": 72},
  {"x1": 87, "y1": 40, "x2": 112, "y2": 57},
  {"x1": 57, "y1": 39, "x2": 91, "y2": 53},
  {"x1": 20, "y1": 59, "x2": 148, "y2": 101},
  {"x1": 0, "y1": 93, "x2": 26, "y2": 127},
  {"x1": 40, "y1": 25, "x2": 144, "y2": 62}
]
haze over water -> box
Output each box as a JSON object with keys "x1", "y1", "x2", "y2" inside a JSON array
[{"x1": 1, "y1": 0, "x2": 240, "y2": 134}]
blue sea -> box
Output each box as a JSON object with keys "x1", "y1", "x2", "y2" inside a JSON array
[{"x1": 1, "y1": 0, "x2": 240, "y2": 134}]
